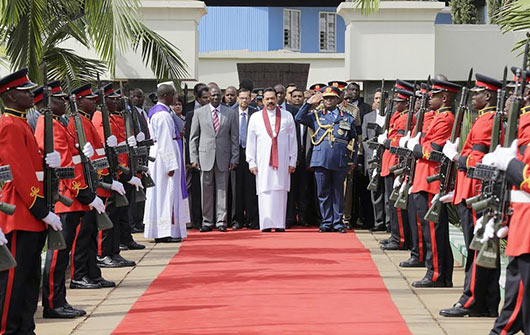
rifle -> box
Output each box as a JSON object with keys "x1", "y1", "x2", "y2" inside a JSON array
[
  {"x1": 95, "y1": 74, "x2": 129, "y2": 207},
  {"x1": 395, "y1": 81, "x2": 430, "y2": 209},
  {"x1": 118, "y1": 82, "x2": 147, "y2": 202},
  {"x1": 366, "y1": 82, "x2": 394, "y2": 192},
  {"x1": 0, "y1": 165, "x2": 17, "y2": 271},
  {"x1": 41, "y1": 68, "x2": 75, "y2": 250},
  {"x1": 424, "y1": 68, "x2": 474, "y2": 223},
  {"x1": 66, "y1": 80, "x2": 114, "y2": 231},
  {"x1": 128, "y1": 95, "x2": 155, "y2": 189},
  {"x1": 468, "y1": 37, "x2": 529, "y2": 268}
]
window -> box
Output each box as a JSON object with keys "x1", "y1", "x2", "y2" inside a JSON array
[
  {"x1": 319, "y1": 12, "x2": 336, "y2": 52},
  {"x1": 283, "y1": 9, "x2": 301, "y2": 51}
]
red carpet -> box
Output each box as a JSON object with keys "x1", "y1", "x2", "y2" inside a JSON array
[{"x1": 113, "y1": 228, "x2": 410, "y2": 335}]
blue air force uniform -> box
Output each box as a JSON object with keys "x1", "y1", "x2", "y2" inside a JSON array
[{"x1": 295, "y1": 86, "x2": 357, "y2": 232}]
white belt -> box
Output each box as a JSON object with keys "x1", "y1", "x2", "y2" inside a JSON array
[
  {"x1": 95, "y1": 148, "x2": 105, "y2": 156},
  {"x1": 510, "y1": 190, "x2": 530, "y2": 203},
  {"x1": 35, "y1": 171, "x2": 43, "y2": 181},
  {"x1": 72, "y1": 155, "x2": 81, "y2": 164}
]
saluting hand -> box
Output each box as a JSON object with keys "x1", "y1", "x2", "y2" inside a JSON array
[{"x1": 307, "y1": 93, "x2": 323, "y2": 105}]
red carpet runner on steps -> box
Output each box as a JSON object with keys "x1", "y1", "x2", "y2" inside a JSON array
[{"x1": 113, "y1": 228, "x2": 410, "y2": 335}]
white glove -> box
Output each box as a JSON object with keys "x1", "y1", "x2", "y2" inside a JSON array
[
  {"x1": 43, "y1": 212, "x2": 62, "y2": 231},
  {"x1": 89, "y1": 196, "x2": 106, "y2": 214},
  {"x1": 45, "y1": 151, "x2": 61, "y2": 168},
  {"x1": 127, "y1": 176, "x2": 144, "y2": 191},
  {"x1": 399, "y1": 132, "x2": 410, "y2": 149},
  {"x1": 136, "y1": 132, "x2": 145, "y2": 142},
  {"x1": 473, "y1": 215, "x2": 484, "y2": 235},
  {"x1": 393, "y1": 176, "x2": 402, "y2": 189},
  {"x1": 83, "y1": 142, "x2": 94, "y2": 158},
  {"x1": 484, "y1": 140, "x2": 518, "y2": 171},
  {"x1": 442, "y1": 138, "x2": 460, "y2": 161},
  {"x1": 497, "y1": 225, "x2": 509, "y2": 239},
  {"x1": 371, "y1": 169, "x2": 378, "y2": 180},
  {"x1": 406, "y1": 133, "x2": 420, "y2": 151},
  {"x1": 440, "y1": 191, "x2": 454, "y2": 203},
  {"x1": 431, "y1": 193, "x2": 440, "y2": 205},
  {"x1": 0, "y1": 228, "x2": 7, "y2": 245},
  {"x1": 106, "y1": 135, "x2": 118, "y2": 148},
  {"x1": 480, "y1": 217, "x2": 496, "y2": 243},
  {"x1": 127, "y1": 135, "x2": 137, "y2": 147},
  {"x1": 111, "y1": 180, "x2": 126, "y2": 195},
  {"x1": 377, "y1": 131, "x2": 387, "y2": 145}
]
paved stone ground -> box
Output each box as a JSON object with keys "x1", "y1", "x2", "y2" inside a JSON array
[{"x1": 34, "y1": 230, "x2": 499, "y2": 335}]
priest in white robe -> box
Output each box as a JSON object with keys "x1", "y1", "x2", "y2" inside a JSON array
[
  {"x1": 246, "y1": 88, "x2": 297, "y2": 232},
  {"x1": 144, "y1": 84, "x2": 189, "y2": 242}
]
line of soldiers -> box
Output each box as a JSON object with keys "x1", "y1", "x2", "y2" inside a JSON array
[
  {"x1": 0, "y1": 68, "x2": 152, "y2": 334},
  {"x1": 369, "y1": 55, "x2": 530, "y2": 333}
]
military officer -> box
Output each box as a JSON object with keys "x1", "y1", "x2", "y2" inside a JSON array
[
  {"x1": 295, "y1": 86, "x2": 357, "y2": 233},
  {"x1": 0, "y1": 68, "x2": 63, "y2": 334},
  {"x1": 440, "y1": 73, "x2": 502, "y2": 316}
]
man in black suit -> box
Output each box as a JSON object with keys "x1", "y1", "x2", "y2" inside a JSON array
[
  {"x1": 230, "y1": 88, "x2": 259, "y2": 229},
  {"x1": 274, "y1": 84, "x2": 301, "y2": 227},
  {"x1": 184, "y1": 85, "x2": 210, "y2": 229},
  {"x1": 183, "y1": 83, "x2": 207, "y2": 116}
]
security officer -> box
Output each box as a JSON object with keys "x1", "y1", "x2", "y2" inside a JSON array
[{"x1": 295, "y1": 86, "x2": 357, "y2": 233}]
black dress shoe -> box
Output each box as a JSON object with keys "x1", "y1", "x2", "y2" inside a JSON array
[
  {"x1": 380, "y1": 242, "x2": 404, "y2": 250},
  {"x1": 370, "y1": 224, "x2": 386, "y2": 232},
  {"x1": 412, "y1": 277, "x2": 451, "y2": 288},
  {"x1": 92, "y1": 277, "x2": 116, "y2": 288},
  {"x1": 379, "y1": 238, "x2": 392, "y2": 245},
  {"x1": 200, "y1": 226, "x2": 212, "y2": 232},
  {"x1": 131, "y1": 227, "x2": 144, "y2": 234},
  {"x1": 119, "y1": 244, "x2": 128, "y2": 251},
  {"x1": 43, "y1": 306, "x2": 79, "y2": 319},
  {"x1": 218, "y1": 225, "x2": 227, "y2": 232},
  {"x1": 399, "y1": 258, "x2": 425, "y2": 268},
  {"x1": 439, "y1": 303, "x2": 470, "y2": 317},
  {"x1": 125, "y1": 241, "x2": 145, "y2": 250},
  {"x1": 319, "y1": 227, "x2": 330, "y2": 233},
  {"x1": 97, "y1": 256, "x2": 124, "y2": 268},
  {"x1": 261, "y1": 228, "x2": 272, "y2": 232},
  {"x1": 336, "y1": 227, "x2": 347, "y2": 233},
  {"x1": 231, "y1": 222, "x2": 242, "y2": 230},
  {"x1": 70, "y1": 276, "x2": 101, "y2": 289},
  {"x1": 155, "y1": 237, "x2": 170, "y2": 243},
  {"x1": 112, "y1": 254, "x2": 136, "y2": 267},
  {"x1": 64, "y1": 303, "x2": 87, "y2": 317},
  {"x1": 275, "y1": 228, "x2": 285, "y2": 232}
]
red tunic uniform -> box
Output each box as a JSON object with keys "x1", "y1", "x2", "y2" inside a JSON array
[
  {"x1": 412, "y1": 108, "x2": 454, "y2": 194},
  {"x1": 453, "y1": 106, "x2": 503, "y2": 205},
  {"x1": 381, "y1": 110, "x2": 415, "y2": 177},
  {"x1": 0, "y1": 110, "x2": 47, "y2": 233},
  {"x1": 34, "y1": 116, "x2": 91, "y2": 213}
]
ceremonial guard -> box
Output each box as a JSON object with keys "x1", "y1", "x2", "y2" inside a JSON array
[
  {"x1": 440, "y1": 74, "x2": 502, "y2": 316},
  {"x1": 378, "y1": 81, "x2": 415, "y2": 250},
  {"x1": 35, "y1": 81, "x2": 102, "y2": 318},
  {"x1": 295, "y1": 86, "x2": 357, "y2": 233},
  {"x1": 406, "y1": 79, "x2": 461, "y2": 286},
  {"x1": 0, "y1": 69, "x2": 62, "y2": 333}
]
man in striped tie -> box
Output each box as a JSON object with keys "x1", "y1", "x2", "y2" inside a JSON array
[{"x1": 189, "y1": 86, "x2": 239, "y2": 232}]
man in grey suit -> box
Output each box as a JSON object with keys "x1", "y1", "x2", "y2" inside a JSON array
[{"x1": 190, "y1": 86, "x2": 239, "y2": 232}]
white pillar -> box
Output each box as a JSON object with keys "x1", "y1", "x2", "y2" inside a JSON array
[
  {"x1": 337, "y1": 1, "x2": 444, "y2": 81},
  {"x1": 115, "y1": 0, "x2": 207, "y2": 81}
]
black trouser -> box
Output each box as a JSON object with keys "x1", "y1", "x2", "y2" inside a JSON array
[
  {"x1": 0, "y1": 230, "x2": 46, "y2": 335},
  {"x1": 413, "y1": 191, "x2": 453, "y2": 284},
  {"x1": 100, "y1": 200, "x2": 126, "y2": 257},
  {"x1": 457, "y1": 203, "x2": 500, "y2": 313},
  {"x1": 231, "y1": 148, "x2": 258, "y2": 227},
  {"x1": 120, "y1": 184, "x2": 137, "y2": 245},
  {"x1": 187, "y1": 169, "x2": 202, "y2": 228},
  {"x1": 357, "y1": 168, "x2": 374, "y2": 228},
  {"x1": 298, "y1": 167, "x2": 321, "y2": 226},
  {"x1": 370, "y1": 172, "x2": 386, "y2": 227},
  {"x1": 42, "y1": 211, "x2": 84, "y2": 310},
  {"x1": 491, "y1": 257, "x2": 523, "y2": 335},
  {"x1": 407, "y1": 194, "x2": 425, "y2": 262},
  {"x1": 383, "y1": 175, "x2": 393, "y2": 232},
  {"x1": 73, "y1": 209, "x2": 102, "y2": 281},
  {"x1": 516, "y1": 254, "x2": 530, "y2": 334},
  {"x1": 286, "y1": 166, "x2": 300, "y2": 226},
  {"x1": 385, "y1": 175, "x2": 410, "y2": 248},
  {"x1": 128, "y1": 188, "x2": 145, "y2": 230}
]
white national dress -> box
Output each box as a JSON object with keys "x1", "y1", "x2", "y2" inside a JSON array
[{"x1": 144, "y1": 110, "x2": 189, "y2": 239}]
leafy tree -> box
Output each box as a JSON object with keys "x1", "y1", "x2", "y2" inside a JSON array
[
  {"x1": 0, "y1": 0, "x2": 188, "y2": 84},
  {"x1": 450, "y1": 0, "x2": 478, "y2": 24}
]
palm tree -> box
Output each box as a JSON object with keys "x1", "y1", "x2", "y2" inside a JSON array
[
  {"x1": 496, "y1": 0, "x2": 530, "y2": 54},
  {"x1": 0, "y1": 0, "x2": 188, "y2": 84}
]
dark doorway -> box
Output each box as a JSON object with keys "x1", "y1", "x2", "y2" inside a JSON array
[{"x1": 237, "y1": 63, "x2": 310, "y2": 89}]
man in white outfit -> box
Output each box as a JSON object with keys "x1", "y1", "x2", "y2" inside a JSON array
[
  {"x1": 246, "y1": 87, "x2": 297, "y2": 232},
  {"x1": 144, "y1": 84, "x2": 189, "y2": 242}
]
